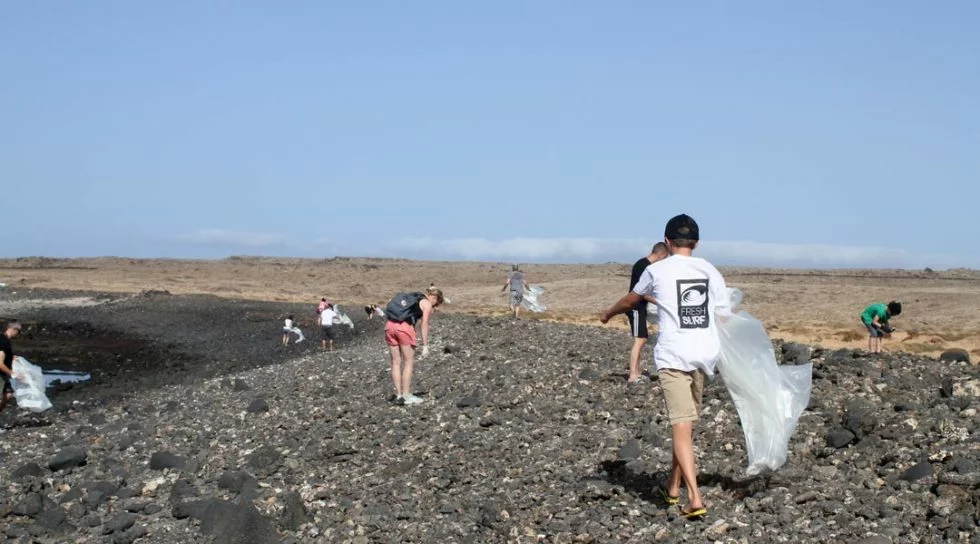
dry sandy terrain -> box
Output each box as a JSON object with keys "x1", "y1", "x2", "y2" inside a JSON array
[{"x1": 2, "y1": 256, "x2": 978, "y2": 359}]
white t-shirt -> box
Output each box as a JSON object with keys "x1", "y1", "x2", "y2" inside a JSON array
[
  {"x1": 284, "y1": 319, "x2": 294, "y2": 329},
  {"x1": 632, "y1": 254, "x2": 730, "y2": 376},
  {"x1": 320, "y1": 308, "x2": 337, "y2": 326}
]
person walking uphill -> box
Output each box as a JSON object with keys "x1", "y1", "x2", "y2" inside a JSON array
[
  {"x1": 601, "y1": 214, "x2": 730, "y2": 520},
  {"x1": 861, "y1": 301, "x2": 902, "y2": 353},
  {"x1": 626, "y1": 242, "x2": 669, "y2": 383},
  {"x1": 502, "y1": 265, "x2": 530, "y2": 319},
  {"x1": 384, "y1": 286, "x2": 444, "y2": 405}
]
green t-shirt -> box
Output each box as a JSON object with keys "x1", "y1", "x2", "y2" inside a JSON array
[{"x1": 861, "y1": 303, "x2": 889, "y2": 326}]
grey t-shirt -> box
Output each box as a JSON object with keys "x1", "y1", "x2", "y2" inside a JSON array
[{"x1": 508, "y1": 271, "x2": 525, "y2": 292}]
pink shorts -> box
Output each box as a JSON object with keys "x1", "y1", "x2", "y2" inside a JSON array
[{"x1": 385, "y1": 320, "x2": 417, "y2": 347}]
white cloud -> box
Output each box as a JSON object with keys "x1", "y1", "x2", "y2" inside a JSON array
[
  {"x1": 170, "y1": 229, "x2": 288, "y2": 248},
  {"x1": 389, "y1": 236, "x2": 978, "y2": 269}
]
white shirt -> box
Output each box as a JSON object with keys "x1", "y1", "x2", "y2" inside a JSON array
[
  {"x1": 320, "y1": 308, "x2": 337, "y2": 326},
  {"x1": 284, "y1": 319, "x2": 294, "y2": 329},
  {"x1": 632, "y1": 254, "x2": 730, "y2": 376}
]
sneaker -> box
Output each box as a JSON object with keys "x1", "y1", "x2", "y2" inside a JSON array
[{"x1": 402, "y1": 394, "x2": 424, "y2": 405}]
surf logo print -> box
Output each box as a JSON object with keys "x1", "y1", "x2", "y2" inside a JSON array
[{"x1": 677, "y1": 279, "x2": 709, "y2": 329}]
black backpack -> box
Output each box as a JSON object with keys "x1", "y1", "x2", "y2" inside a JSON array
[{"x1": 385, "y1": 292, "x2": 426, "y2": 324}]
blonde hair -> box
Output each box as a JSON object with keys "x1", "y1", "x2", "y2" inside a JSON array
[{"x1": 425, "y1": 286, "x2": 445, "y2": 305}]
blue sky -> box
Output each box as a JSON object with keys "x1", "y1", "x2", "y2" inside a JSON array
[{"x1": 2, "y1": 1, "x2": 978, "y2": 268}]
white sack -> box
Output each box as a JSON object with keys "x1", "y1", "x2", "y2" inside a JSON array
[
  {"x1": 716, "y1": 288, "x2": 812, "y2": 475},
  {"x1": 12, "y1": 356, "x2": 53, "y2": 412},
  {"x1": 520, "y1": 286, "x2": 547, "y2": 312}
]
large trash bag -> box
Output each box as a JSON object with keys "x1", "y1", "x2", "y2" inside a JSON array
[
  {"x1": 715, "y1": 288, "x2": 812, "y2": 475},
  {"x1": 332, "y1": 305, "x2": 355, "y2": 329},
  {"x1": 520, "y1": 286, "x2": 547, "y2": 312},
  {"x1": 11, "y1": 356, "x2": 53, "y2": 412}
]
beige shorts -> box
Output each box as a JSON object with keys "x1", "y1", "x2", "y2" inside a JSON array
[{"x1": 658, "y1": 368, "x2": 705, "y2": 424}]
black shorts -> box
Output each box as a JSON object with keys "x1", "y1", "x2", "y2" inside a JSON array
[
  {"x1": 626, "y1": 307, "x2": 648, "y2": 339},
  {"x1": 2, "y1": 377, "x2": 12, "y2": 396},
  {"x1": 321, "y1": 326, "x2": 334, "y2": 340}
]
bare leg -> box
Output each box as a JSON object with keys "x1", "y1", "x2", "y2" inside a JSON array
[
  {"x1": 671, "y1": 421, "x2": 704, "y2": 509},
  {"x1": 629, "y1": 338, "x2": 646, "y2": 381},
  {"x1": 400, "y1": 345, "x2": 415, "y2": 395},
  {"x1": 329, "y1": 339, "x2": 334, "y2": 351},
  {"x1": 667, "y1": 447, "x2": 682, "y2": 497},
  {"x1": 282, "y1": 333, "x2": 288, "y2": 346},
  {"x1": 389, "y1": 346, "x2": 403, "y2": 397},
  {"x1": 0, "y1": 393, "x2": 9, "y2": 415}
]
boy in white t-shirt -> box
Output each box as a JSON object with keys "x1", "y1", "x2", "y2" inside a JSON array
[
  {"x1": 319, "y1": 305, "x2": 338, "y2": 351},
  {"x1": 601, "y1": 214, "x2": 730, "y2": 520}
]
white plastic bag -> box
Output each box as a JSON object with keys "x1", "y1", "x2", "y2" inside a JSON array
[
  {"x1": 332, "y1": 305, "x2": 355, "y2": 329},
  {"x1": 520, "y1": 286, "x2": 547, "y2": 312},
  {"x1": 12, "y1": 356, "x2": 53, "y2": 412},
  {"x1": 715, "y1": 288, "x2": 811, "y2": 475}
]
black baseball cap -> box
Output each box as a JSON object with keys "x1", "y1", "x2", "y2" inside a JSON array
[{"x1": 664, "y1": 214, "x2": 700, "y2": 241}]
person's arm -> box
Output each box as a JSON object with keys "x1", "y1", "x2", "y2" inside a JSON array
[
  {"x1": 501, "y1": 278, "x2": 511, "y2": 293},
  {"x1": 709, "y1": 269, "x2": 732, "y2": 321},
  {"x1": 420, "y1": 299, "x2": 433, "y2": 351},
  {"x1": 601, "y1": 292, "x2": 645, "y2": 323},
  {"x1": 643, "y1": 295, "x2": 656, "y2": 304},
  {"x1": 0, "y1": 352, "x2": 11, "y2": 377},
  {"x1": 871, "y1": 314, "x2": 882, "y2": 328}
]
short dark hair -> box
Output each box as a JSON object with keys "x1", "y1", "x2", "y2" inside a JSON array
[
  {"x1": 887, "y1": 301, "x2": 902, "y2": 316},
  {"x1": 652, "y1": 242, "x2": 668, "y2": 254},
  {"x1": 669, "y1": 239, "x2": 698, "y2": 249}
]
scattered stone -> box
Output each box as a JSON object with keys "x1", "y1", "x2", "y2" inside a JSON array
[
  {"x1": 842, "y1": 399, "x2": 877, "y2": 440},
  {"x1": 217, "y1": 470, "x2": 258, "y2": 495},
  {"x1": 247, "y1": 398, "x2": 269, "y2": 413},
  {"x1": 246, "y1": 445, "x2": 283, "y2": 478},
  {"x1": 826, "y1": 428, "x2": 856, "y2": 448},
  {"x1": 279, "y1": 490, "x2": 309, "y2": 531},
  {"x1": 48, "y1": 447, "x2": 87, "y2": 472},
  {"x1": 899, "y1": 460, "x2": 934, "y2": 482},
  {"x1": 149, "y1": 451, "x2": 187, "y2": 470},
  {"x1": 102, "y1": 512, "x2": 136, "y2": 535},
  {"x1": 782, "y1": 342, "x2": 811, "y2": 364},
  {"x1": 12, "y1": 493, "x2": 44, "y2": 517},
  {"x1": 197, "y1": 499, "x2": 280, "y2": 544},
  {"x1": 939, "y1": 349, "x2": 970, "y2": 364},
  {"x1": 11, "y1": 462, "x2": 45, "y2": 479}
]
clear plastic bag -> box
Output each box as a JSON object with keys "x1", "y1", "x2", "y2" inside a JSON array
[
  {"x1": 11, "y1": 356, "x2": 53, "y2": 412},
  {"x1": 715, "y1": 288, "x2": 812, "y2": 475},
  {"x1": 520, "y1": 286, "x2": 547, "y2": 312}
]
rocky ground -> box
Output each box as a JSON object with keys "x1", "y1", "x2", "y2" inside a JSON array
[{"x1": 1, "y1": 289, "x2": 979, "y2": 543}]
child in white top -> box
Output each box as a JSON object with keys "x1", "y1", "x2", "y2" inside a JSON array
[{"x1": 281, "y1": 315, "x2": 305, "y2": 345}]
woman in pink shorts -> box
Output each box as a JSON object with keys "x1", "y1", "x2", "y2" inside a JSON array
[{"x1": 383, "y1": 286, "x2": 444, "y2": 405}]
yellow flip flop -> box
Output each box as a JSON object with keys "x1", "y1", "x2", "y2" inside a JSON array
[
  {"x1": 658, "y1": 485, "x2": 680, "y2": 506},
  {"x1": 680, "y1": 505, "x2": 707, "y2": 520}
]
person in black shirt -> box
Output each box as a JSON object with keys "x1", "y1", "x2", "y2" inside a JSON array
[
  {"x1": 0, "y1": 320, "x2": 23, "y2": 415},
  {"x1": 626, "y1": 243, "x2": 668, "y2": 383}
]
